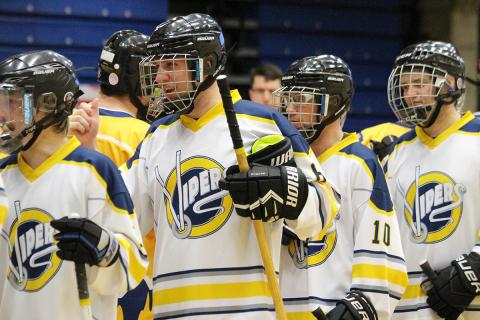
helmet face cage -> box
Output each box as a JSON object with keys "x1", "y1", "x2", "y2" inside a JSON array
[
  {"x1": 388, "y1": 63, "x2": 449, "y2": 126},
  {"x1": 273, "y1": 86, "x2": 329, "y2": 142},
  {"x1": 140, "y1": 53, "x2": 204, "y2": 120}
]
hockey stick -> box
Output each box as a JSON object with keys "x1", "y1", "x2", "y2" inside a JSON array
[
  {"x1": 217, "y1": 74, "x2": 287, "y2": 320},
  {"x1": 75, "y1": 262, "x2": 92, "y2": 320},
  {"x1": 70, "y1": 213, "x2": 93, "y2": 320},
  {"x1": 420, "y1": 260, "x2": 465, "y2": 320}
]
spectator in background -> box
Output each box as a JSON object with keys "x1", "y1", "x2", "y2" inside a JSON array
[{"x1": 249, "y1": 63, "x2": 282, "y2": 107}]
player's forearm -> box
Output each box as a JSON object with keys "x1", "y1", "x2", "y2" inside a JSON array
[
  {"x1": 89, "y1": 233, "x2": 148, "y2": 296},
  {"x1": 285, "y1": 182, "x2": 339, "y2": 240}
]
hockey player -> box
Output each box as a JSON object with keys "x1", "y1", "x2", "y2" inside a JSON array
[
  {"x1": 0, "y1": 50, "x2": 147, "y2": 320},
  {"x1": 274, "y1": 55, "x2": 407, "y2": 319},
  {"x1": 120, "y1": 13, "x2": 340, "y2": 319},
  {"x1": 70, "y1": 29, "x2": 151, "y2": 166},
  {"x1": 385, "y1": 41, "x2": 480, "y2": 319},
  {"x1": 77, "y1": 29, "x2": 153, "y2": 320}
]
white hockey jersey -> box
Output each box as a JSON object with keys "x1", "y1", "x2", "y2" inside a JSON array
[
  {"x1": 122, "y1": 90, "x2": 340, "y2": 319},
  {"x1": 0, "y1": 137, "x2": 147, "y2": 320},
  {"x1": 280, "y1": 133, "x2": 407, "y2": 320},
  {"x1": 386, "y1": 112, "x2": 480, "y2": 319},
  {"x1": 0, "y1": 176, "x2": 8, "y2": 306}
]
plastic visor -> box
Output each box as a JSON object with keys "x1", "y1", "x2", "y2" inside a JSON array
[
  {"x1": 139, "y1": 53, "x2": 204, "y2": 120},
  {"x1": 273, "y1": 86, "x2": 329, "y2": 141},
  {"x1": 0, "y1": 85, "x2": 34, "y2": 153}
]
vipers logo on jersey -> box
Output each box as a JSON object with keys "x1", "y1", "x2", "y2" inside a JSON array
[
  {"x1": 156, "y1": 151, "x2": 233, "y2": 239},
  {"x1": 288, "y1": 216, "x2": 338, "y2": 269},
  {"x1": 401, "y1": 167, "x2": 466, "y2": 243},
  {"x1": 7, "y1": 203, "x2": 61, "y2": 292}
]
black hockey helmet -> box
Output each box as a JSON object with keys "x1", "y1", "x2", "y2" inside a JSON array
[
  {"x1": 140, "y1": 13, "x2": 227, "y2": 119},
  {"x1": 98, "y1": 29, "x2": 149, "y2": 119},
  {"x1": 0, "y1": 50, "x2": 81, "y2": 153},
  {"x1": 388, "y1": 41, "x2": 466, "y2": 127},
  {"x1": 274, "y1": 54, "x2": 354, "y2": 143}
]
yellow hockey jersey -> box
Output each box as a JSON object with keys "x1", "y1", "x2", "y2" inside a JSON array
[
  {"x1": 280, "y1": 133, "x2": 407, "y2": 320},
  {"x1": 0, "y1": 137, "x2": 147, "y2": 320},
  {"x1": 97, "y1": 108, "x2": 150, "y2": 167},
  {"x1": 122, "y1": 90, "x2": 340, "y2": 319},
  {"x1": 359, "y1": 122, "x2": 412, "y2": 149},
  {"x1": 95, "y1": 107, "x2": 153, "y2": 320},
  {"x1": 386, "y1": 112, "x2": 480, "y2": 319}
]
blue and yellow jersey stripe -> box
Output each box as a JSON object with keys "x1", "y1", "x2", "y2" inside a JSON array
[
  {"x1": 233, "y1": 97, "x2": 310, "y2": 156},
  {"x1": 64, "y1": 145, "x2": 135, "y2": 216},
  {"x1": 124, "y1": 113, "x2": 180, "y2": 171},
  {"x1": 337, "y1": 134, "x2": 394, "y2": 214}
]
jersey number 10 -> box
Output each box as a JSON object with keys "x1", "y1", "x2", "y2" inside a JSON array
[{"x1": 372, "y1": 220, "x2": 391, "y2": 246}]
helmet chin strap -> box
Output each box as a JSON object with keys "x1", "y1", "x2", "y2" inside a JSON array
[
  {"x1": 307, "y1": 100, "x2": 350, "y2": 143},
  {"x1": 19, "y1": 90, "x2": 83, "y2": 152},
  {"x1": 125, "y1": 79, "x2": 148, "y2": 121},
  {"x1": 19, "y1": 108, "x2": 69, "y2": 152},
  {"x1": 188, "y1": 54, "x2": 226, "y2": 114},
  {"x1": 419, "y1": 87, "x2": 465, "y2": 128},
  {"x1": 131, "y1": 94, "x2": 147, "y2": 121}
]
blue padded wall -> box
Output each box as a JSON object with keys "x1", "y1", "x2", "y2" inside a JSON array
[
  {"x1": 0, "y1": 0, "x2": 167, "y2": 82},
  {"x1": 256, "y1": 1, "x2": 401, "y2": 131}
]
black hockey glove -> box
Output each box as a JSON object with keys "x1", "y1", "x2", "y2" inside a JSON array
[
  {"x1": 423, "y1": 253, "x2": 480, "y2": 320},
  {"x1": 371, "y1": 135, "x2": 398, "y2": 161},
  {"x1": 312, "y1": 291, "x2": 378, "y2": 320},
  {"x1": 51, "y1": 216, "x2": 119, "y2": 267},
  {"x1": 219, "y1": 164, "x2": 308, "y2": 221}
]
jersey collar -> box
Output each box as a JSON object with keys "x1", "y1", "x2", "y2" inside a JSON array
[
  {"x1": 18, "y1": 137, "x2": 81, "y2": 182},
  {"x1": 416, "y1": 111, "x2": 474, "y2": 149},
  {"x1": 317, "y1": 132, "x2": 358, "y2": 164},
  {"x1": 180, "y1": 89, "x2": 242, "y2": 132},
  {"x1": 99, "y1": 107, "x2": 135, "y2": 118}
]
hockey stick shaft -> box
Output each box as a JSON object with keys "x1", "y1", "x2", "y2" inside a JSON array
[
  {"x1": 217, "y1": 75, "x2": 287, "y2": 320},
  {"x1": 69, "y1": 213, "x2": 92, "y2": 320},
  {"x1": 75, "y1": 262, "x2": 93, "y2": 320}
]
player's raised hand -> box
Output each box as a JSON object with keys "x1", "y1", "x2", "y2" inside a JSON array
[
  {"x1": 51, "y1": 215, "x2": 119, "y2": 267},
  {"x1": 68, "y1": 99, "x2": 99, "y2": 150}
]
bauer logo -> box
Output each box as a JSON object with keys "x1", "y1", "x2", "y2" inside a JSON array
[
  {"x1": 155, "y1": 151, "x2": 233, "y2": 239},
  {"x1": 7, "y1": 205, "x2": 61, "y2": 292},
  {"x1": 288, "y1": 219, "x2": 337, "y2": 269},
  {"x1": 402, "y1": 167, "x2": 466, "y2": 243},
  {"x1": 196, "y1": 36, "x2": 215, "y2": 42}
]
